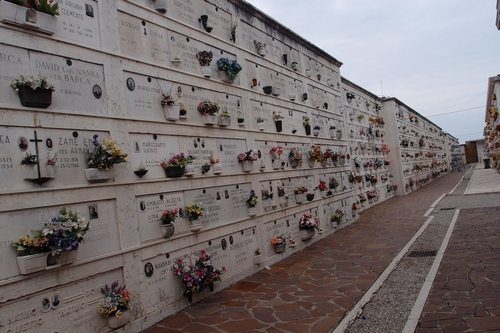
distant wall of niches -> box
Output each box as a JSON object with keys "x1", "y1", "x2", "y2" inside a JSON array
[{"x1": 0, "y1": 0, "x2": 453, "y2": 332}]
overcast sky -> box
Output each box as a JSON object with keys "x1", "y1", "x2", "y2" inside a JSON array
[{"x1": 245, "y1": 0, "x2": 500, "y2": 143}]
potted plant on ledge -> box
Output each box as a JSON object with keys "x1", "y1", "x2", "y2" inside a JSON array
[
  {"x1": 12, "y1": 205, "x2": 91, "y2": 275},
  {"x1": 299, "y1": 212, "x2": 319, "y2": 241},
  {"x1": 85, "y1": 134, "x2": 128, "y2": 182},
  {"x1": 196, "y1": 50, "x2": 213, "y2": 77},
  {"x1": 331, "y1": 209, "x2": 344, "y2": 226},
  {"x1": 160, "y1": 152, "x2": 194, "y2": 178},
  {"x1": 303, "y1": 116, "x2": 311, "y2": 135},
  {"x1": 218, "y1": 108, "x2": 231, "y2": 127},
  {"x1": 272, "y1": 111, "x2": 283, "y2": 132},
  {"x1": 261, "y1": 188, "x2": 273, "y2": 210},
  {"x1": 160, "y1": 92, "x2": 180, "y2": 121},
  {"x1": 238, "y1": 149, "x2": 258, "y2": 172},
  {"x1": 216, "y1": 57, "x2": 242, "y2": 83},
  {"x1": 246, "y1": 190, "x2": 258, "y2": 216},
  {"x1": 11, "y1": 75, "x2": 55, "y2": 108},
  {"x1": 21, "y1": 151, "x2": 39, "y2": 179},
  {"x1": 160, "y1": 208, "x2": 178, "y2": 238},
  {"x1": 185, "y1": 202, "x2": 204, "y2": 232},
  {"x1": 294, "y1": 185, "x2": 308, "y2": 204},
  {"x1": 271, "y1": 235, "x2": 286, "y2": 253},
  {"x1": 197, "y1": 100, "x2": 220, "y2": 125},
  {"x1": 270, "y1": 145, "x2": 284, "y2": 170},
  {"x1": 1, "y1": 0, "x2": 59, "y2": 35},
  {"x1": 97, "y1": 281, "x2": 131, "y2": 329},
  {"x1": 288, "y1": 147, "x2": 302, "y2": 168}
]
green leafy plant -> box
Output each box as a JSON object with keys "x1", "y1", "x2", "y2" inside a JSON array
[{"x1": 28, "y1": 0, "x2": 60, "y2": 16}]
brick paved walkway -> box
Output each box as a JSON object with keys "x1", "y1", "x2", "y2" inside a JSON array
[
  {"x1": 143, "y1": 172, "x2": 464, "y2": 333},
  {"x1": 416, "y1": 207, "x2": 500, "y2": 333}
]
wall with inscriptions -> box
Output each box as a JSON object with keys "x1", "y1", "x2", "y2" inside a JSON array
[{"x1": 0, "y1": 0, "x2": 447, "y2": 332}]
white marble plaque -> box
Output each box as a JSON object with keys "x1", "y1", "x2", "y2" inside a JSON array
[
  {"x1": 228, "y1": 227, "x2": 257, "y2": 272},
  {"x1": 179, "y1": 137, "x2": 216, "y2": 175},
  {"x1": 214, "y1": 138, "x2": 248, "y2": 174},
  {"x1": 118, "y1": 12, "x2": 170, "y2": 65},
  {"x1": 138, "y1": 192, "x2": 185, "y2": 242},
  {"x1": 27, "y1": 52, "x2": 106, "y2": 113},
  {"x1": 264, "y1": 217, "x2": 287, "y2": 255},
  {"x1": 0, "y1": 44, "x2": 30, "y2": 106},
  {"x1": 143, "y1": 248, "x2": 190, "y2": 309},
  {"x1": 129, "y1": 133, "x2": 179, "y2": 178},
  {"x1": 0, "y1": 270, "x2": 122, "y2": 333},
  {"x1": 55, "y1": 0, "x2": 101, "y2": 46},
  {"x1": 1, "y1": 201, "x2": 119, "y2": 279},
  {"x1": 192, "y1": 239, "x2": 231, "y2": 278},
  {"x1": 0, "y1": 128, "x2": 124, "y2": 188}
]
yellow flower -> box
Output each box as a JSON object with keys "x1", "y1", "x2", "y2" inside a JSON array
[{"x1": 115, "y1": 310, "x2": 122, "y2": 318}]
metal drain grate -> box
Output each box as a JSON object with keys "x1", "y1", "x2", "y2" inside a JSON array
[
  {"x1": 440, "y1": 207, "x2": 455, "y2": 211},
  {"x1": 408, "y1": 250, "x2": 437, "y2": 257}
]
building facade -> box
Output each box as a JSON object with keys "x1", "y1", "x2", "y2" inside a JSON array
[{"x1": 0, "y1": 1, "x2": 454, "y2": 332}]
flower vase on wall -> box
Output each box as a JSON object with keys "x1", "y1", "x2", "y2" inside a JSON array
[{"x1": 107, "y1": 311, "x2": 130, "y2": 329}]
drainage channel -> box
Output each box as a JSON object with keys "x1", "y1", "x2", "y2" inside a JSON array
[{"x1": 333, "y1": 208, "x2": 458, "y2": 333}]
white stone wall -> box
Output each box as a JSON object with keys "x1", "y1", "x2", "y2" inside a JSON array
[{"x1": 0, "y1": 1, "x2": 451, "y2": 332}]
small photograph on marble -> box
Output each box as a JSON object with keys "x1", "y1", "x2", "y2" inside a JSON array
[
  {"x1": 88, "y1": 205, "x2": 98, "y2": 219},
  {"x1": 18, "y1": 136, "x2": 28, "y2": 151},
  {"x1": 51, "y1": 292, "x2": 61, "y2": 309},
  {"x1": 85, "y1": 4, "x2": 94, "y2": 18},
  {"x1": 126, "y1": 77, "x2": 136, "y2": 91}
]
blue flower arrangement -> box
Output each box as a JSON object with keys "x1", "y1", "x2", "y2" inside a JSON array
[{"x1": 216, "y1": 57, "x2": 242, "y2": 81}]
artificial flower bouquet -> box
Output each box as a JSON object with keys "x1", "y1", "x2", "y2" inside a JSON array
[
  {"x1": 299, "y1": 212, "x2": 319, "y2": 230},
  {"x1": 86, "y1": 134, "x2": 128, "y2": 170}
]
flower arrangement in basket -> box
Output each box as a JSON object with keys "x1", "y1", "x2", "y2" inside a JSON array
[
  {"x1": 302, "y1": 116, "x2": 310, "y2": 127},
  {"x1": 197, "y1": 100, "x2": 220, "y2": 116},
  {"x1": 172, "y1": 250, "x2": 225, "y2": 299},
  {"x1": 348, "y1": 172, "x2": 355, "y2": 183},
  {"x1": 160, "y1": 92, "x2": 176, "y2": 107},
  {"x1": 86, "y1": 134, "x2": 128, "y2": 170},
  {"x1": 161, "y1": 208, "x2": 179, "y2": 224},
  {"x1": 288, "y1": 147, "x2": 303, "y2": 165},
  {"x1": 196, "y1": 50, "x2": 213, "y2": 67},
  {"x1": 160, "y1": 152, "x2": 194, "y2": 168},
  {"x1": 96, "y1": 281, "x2": 131, "y2": 318},
  {"x1": 196, "y1": 249, "x2": 226, "y2": 286},
  {"x1": 272, "y1": 111, "x2": 284, "y2": 121},
  {"x1": 294, "y1": 185, "x2": 308, "y2": 195},
  {"x1": 261, "y1": 189, "x2": 273, "y2": 200},
  {"x1": 185, "y1": 202, "x2": 204, "y2": 221},
  {"x1": 367, "y1": 190, "x2": 377, "y2": 200},
  {"x1": 172, "y1": 257, "x2": 205, "y2": 296},
  {"x1": 354, "y1": 156, "x2": 362, "y2": 168},
  {"x1": 299, "y1": 212, "x2": 319, "y2": 230},
  {"x1": 40, "y1": 206, "x2": 91, "y2": 256},
  {"x1": 329, "y1": 177, "x2": 340, "y2": 189},
  {"x1": 238, "y1": 149, "x2": 258, "y2": 162},
  {"x1": 331, "y1": 209, "x2": 344, "y2": 223},
  {"x1": 216, "y1": 57, "x2": 242, "y2": 81},
  {"x1": 21, "y1": 152, "x2": 39, "y2": 166},
  {"x1": 271, "y1": 235, "x2": 286, "y2": 246},
  {"x1": 11, "y1": 75, "x2": 55, "y2": 92},
  {"x1": 246, "y1": 190, "x2": 258, "y2": 207},
  {"x1": 277, "y1": 185, "x2": 286, "y2": 197},
  {"x1": 20, "y1": 0, "x2": 60, "y2": 15},
  {"x1": 352, "y1": 202, "x2": 359, "y2": 210},
  {"x1": 308, "y1": 144, "x2": 322, "y2": 163},
  {"x1": 11, "y1": 234, "x2": 50, "y2": 256},
  {"x1": 359, "y1": 192, "x2": 367, "y2": 202},
  {"x1": 269, "y1": 145, "x2": 284, "y2": 159},
  {"x1": 322, "y1": 148, "x2": 333, "y2": 160},
  {"x1": 318, "y1": 180, "x2": 328, "y2": 192}
]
